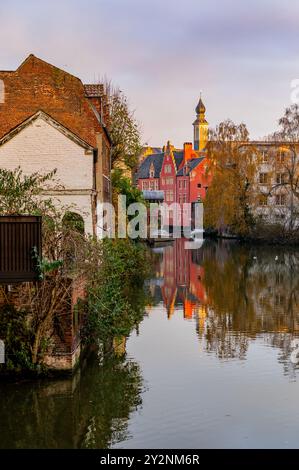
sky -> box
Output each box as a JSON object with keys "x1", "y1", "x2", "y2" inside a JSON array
[{"x1": 1, "y1": 0, "x2": 299, "y2": 147}]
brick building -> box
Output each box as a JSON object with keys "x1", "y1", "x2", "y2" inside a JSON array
[
  {"x1": 0, "y1": 55, "x2": 113, "y2": 371},
  {"x1": 0, "y1": 54, "x2": 111, "y2": 235},
  {"x1": 137, "y1": 96, "x2": 299, "y2": 232},
  {"x1": 136, "y1": 97, "x2": 212, "y2": 226}
]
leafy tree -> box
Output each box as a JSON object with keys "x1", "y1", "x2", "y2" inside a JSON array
[
  {"x1": 204, "y1": 120, "x2": 259, "y2": 236},
  {"x1": 0, "y1": 167, "x2": 57, "y2": 215},
  {"x1": 111, "y1": 169, "x2": 144, "y2": 207}
]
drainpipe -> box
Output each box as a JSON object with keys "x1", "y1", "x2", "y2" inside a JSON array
[{"x1": 109, "y1": 145, "x2": 112, "y2": 205}]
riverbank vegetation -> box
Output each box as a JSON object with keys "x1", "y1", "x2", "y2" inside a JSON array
[
  {"x1": 84, "y1": 238, "x2": 152, "y2": 353},
  {"x1": 0, "y1": 167, "x2": 152, "y2": 376},
  {"x1": 0, "y1": 79, "x2": 152, "y2": 375}
]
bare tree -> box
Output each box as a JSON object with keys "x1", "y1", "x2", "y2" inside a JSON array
[
  {"x1": 266, "y1": 105, "x2": 299, "y2": 231},
  {"x1": 104, "y1": 82, "x2": 142, "y2": 172}
]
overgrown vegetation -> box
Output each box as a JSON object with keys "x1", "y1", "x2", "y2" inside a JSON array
[
  {"x1": 0, "y1": 167, "x2": 152, "y2": 375},
  {"x1": 0, "y1": 304, "x2": 33, "y2": 372},
  {"x1": 83, "y1": 238, "x2": 152, "y2": 352},
  {"x1": 111, "y1": 169, "x2": 144, "y2": 207},
  {"x1": 0, "y1": 168, "x2": 87, "y2": 373}
]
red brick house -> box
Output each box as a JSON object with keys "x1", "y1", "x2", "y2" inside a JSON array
[
  {"x1": 0, "y1": 54, "x2": 113, "y2": 371},
  {"x1": 160, "y1": 142, "x2": 180, "y2": 204},
  {"x1": 137, "y1": 97, "x2": 212, "y2": 225},
  {"x1": 0, "y1": 54, "x2": 112, "y2": 235}
]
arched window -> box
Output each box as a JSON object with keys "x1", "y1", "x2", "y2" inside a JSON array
[
  {"x1": 62, "y1": 211, "x2": 85, "y2": 234},
  {"x1": 0, "y1": 80, "x2": 4, "y2": 104}
]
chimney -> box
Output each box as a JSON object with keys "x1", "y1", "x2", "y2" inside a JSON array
[
  {"x1": 183, "y1": 142, "x2": 193, "y2": 165},
  {"x1": 84, "y1": 84, "x2": 110, "y2": 127}
]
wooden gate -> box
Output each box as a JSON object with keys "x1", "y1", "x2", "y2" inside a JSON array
[{"x1": 0, "y1": 216, "x2": 42, "y2": 282}]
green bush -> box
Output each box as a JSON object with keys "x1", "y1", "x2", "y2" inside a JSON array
[
  {"x1": 84, "y1": 238, "x2": 152, "y2": 345},
  {"x1": 0, "y1": 304, "x2": 34, "y2": 372}
]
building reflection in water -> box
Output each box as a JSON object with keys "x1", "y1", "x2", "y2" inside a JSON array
[
  {"x1": 1, "y1": 239, "x2": 299, "y2": 449},
  {"x1": 151, "y1": 239, "x2": 207, "y2": 320},
  {"x1": 150, "y1": 239, "x2": 299, "y2": 376}
]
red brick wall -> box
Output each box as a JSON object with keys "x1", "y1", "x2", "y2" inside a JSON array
[
  {"x1": 160, "y1": 153, "x2": 176, "y2": 205},
  {"x1": 0, "y1": 55, "x2": 106, "y2": 148},
  {"x1": 138, "y1": 177, "x2": 159, "y2": 191},
  {"x1": 189, "y1": 159, "x2": 212, "y2": 203},
  {"x1": 176, "y1": 176, "x2": 189, "y2": 204}
]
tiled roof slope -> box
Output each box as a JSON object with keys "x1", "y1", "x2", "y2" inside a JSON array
[
  {"x1": 84, "y1": 84, "x2": 104, "y2": 97},
  {"x1": 176, "y1": 157, "x2": 205, "y2": 176},
  {"x1": 137, "y1": 153, "x2": 164, "y2": 179},
  {"x1": 173, "y1": 151, "x2": 184, "y2": 170},
  {"x1": 137, "y1": 151, "x2": 205, "y2": 179}
]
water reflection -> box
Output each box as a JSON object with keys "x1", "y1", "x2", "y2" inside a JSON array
[
  {"x1": 0, "y1": 352, "x2": 143, "y2": 449},
  {"x1": 150, "y1": 239, "x2": 299, "y2": 376},
  {"x1": 1, "y1": 240, "x2": 299, "y2": 449}
]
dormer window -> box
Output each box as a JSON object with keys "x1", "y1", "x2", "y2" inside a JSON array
[
  {"x1": 183, "y1": 164, "x2": 189, "y2": 176},
  {"x1": 0, "y1": 80, "x2": 4, "y2": 104},
  {"x1": 149, "y1": 163, "x2": 155, "y2": 178}
]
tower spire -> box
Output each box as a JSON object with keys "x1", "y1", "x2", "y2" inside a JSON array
[{"x1": 193, "y1": 94, "x2": 208, "y2": 152}]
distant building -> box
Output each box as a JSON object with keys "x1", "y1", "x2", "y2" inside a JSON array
[
  {"x1": 136, "y1": 97, "x2": 211, "y2": 224},
  {"x1": 193, "y1": 95, "x2": 209, "y2": 151},
  {"x1": 0, "y1": 54, "x2": 111, "y2": 236},
  {"x1": 137, "y1": 96, "x2": 299, "y2": 231},
  {"x1": 248, "y1": 142, "x2": 299, "y2": 227}
]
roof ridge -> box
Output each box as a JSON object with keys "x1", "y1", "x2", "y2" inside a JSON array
[{"x1": 16, "y1": 54, "x2": 82, "y2": 83}]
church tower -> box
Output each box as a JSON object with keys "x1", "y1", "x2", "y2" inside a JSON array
[{"x1": 193, "y1": 95, "x2": 208, "y2": 151}]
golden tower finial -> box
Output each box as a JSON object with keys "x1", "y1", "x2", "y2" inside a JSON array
[{"x1": 193, "y1": 93, "x2": 208, "y2": 151}]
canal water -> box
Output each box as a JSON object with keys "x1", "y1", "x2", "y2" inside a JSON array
[{"x1": 1, "y1": 239, "x2": 299, "y2": 449}]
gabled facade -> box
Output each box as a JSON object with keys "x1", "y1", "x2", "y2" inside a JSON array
[
  {"x1": 0, "y1": 111, "x2": 96, "y2": 234},
  {"x1": 160, "y1": 142, "x2": 179, "y2": 204},
  {"x1": 137, "y1": 94, "x2": 299, "y2": 232},
  {"x1": 138, "y1": 153, "x2": 163, "y2": 191},
  {"x1": 0, "y1": 54, "x2": 112, "y2": 235},
  {"x1": 136, "y1": 96, "x2": 212, "y2": 218}
]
